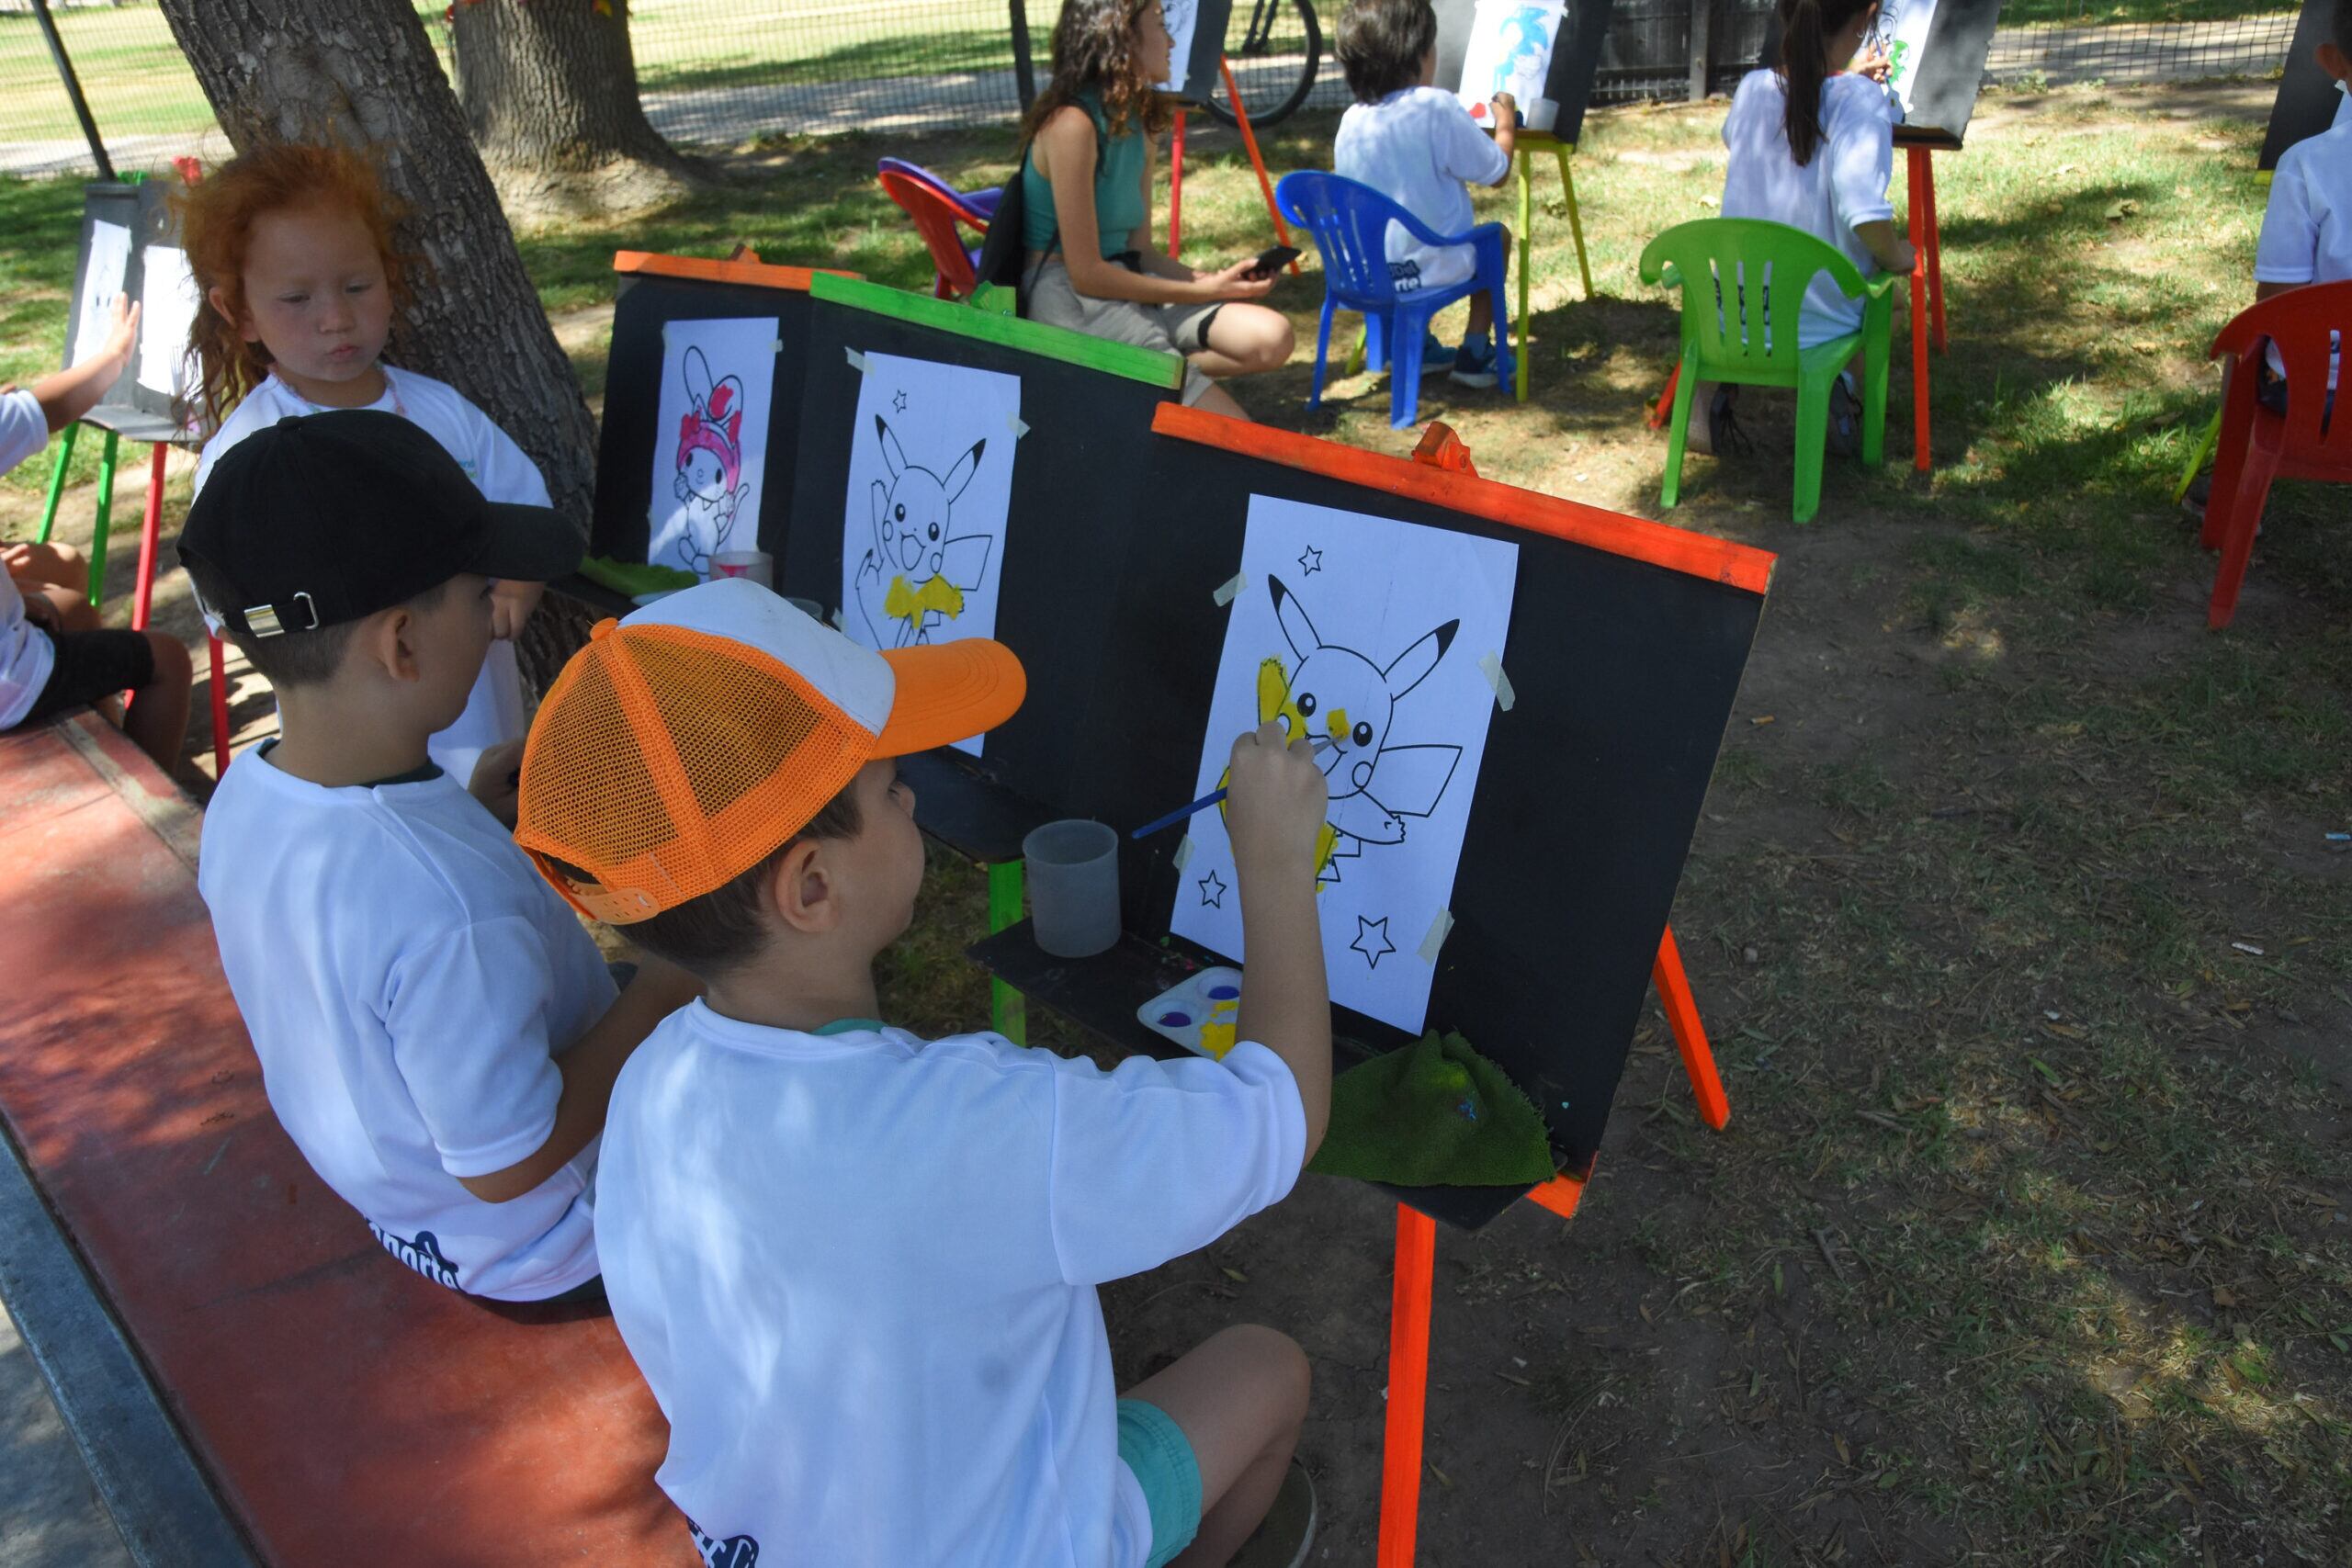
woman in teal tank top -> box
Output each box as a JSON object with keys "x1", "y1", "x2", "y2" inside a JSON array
[{"x1": 1017, "y1": 0, "x2": 1295, "y2": 419}]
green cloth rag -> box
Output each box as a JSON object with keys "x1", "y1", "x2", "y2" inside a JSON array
[
  {"x1": 1305, "y1": 1031, "x2": 1555, "y2": 1188},
  {"x1": 579, "y1": 556, "x2": 697, "y2": 598}
]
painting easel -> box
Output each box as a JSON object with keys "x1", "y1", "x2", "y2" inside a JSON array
[
  {"x1": 1165, "y1": 57, "x2": 1300, "y2": 275},
  {"x1": 1509, "y1": 131, "x2": 1596, "y2": 401},
  {"x1": 1371, "y1": 426, "x2": 1728, "y2": 1564}
]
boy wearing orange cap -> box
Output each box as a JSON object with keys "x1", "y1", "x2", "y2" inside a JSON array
[{"x1": 516, "y1": 577, "x2": 1330, "y2": 1568}]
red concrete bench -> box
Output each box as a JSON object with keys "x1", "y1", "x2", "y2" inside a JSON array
[{"x1": 0, "y1": 712, "x2": 692, "y2": 1565}]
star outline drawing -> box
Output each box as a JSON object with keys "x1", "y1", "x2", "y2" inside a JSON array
[
  {"x1": 1196, "y1": 870, "x2": 1227, "y2": 909},
  {"x1": 1349, "y1": 915, "x2": 1396, "y2": 969}
]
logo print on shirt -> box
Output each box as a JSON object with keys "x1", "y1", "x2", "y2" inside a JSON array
[
  {"x1": 368, "y1": 1221, "x2": 459, "y2": 1288},
  {"x1": 686, "y1": 1519, "x2": 759, "y2": 1567}
]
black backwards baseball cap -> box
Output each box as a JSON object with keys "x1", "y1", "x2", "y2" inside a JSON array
[{"x1": 178, "y1": 409, "x2": 582, "y2": 640}]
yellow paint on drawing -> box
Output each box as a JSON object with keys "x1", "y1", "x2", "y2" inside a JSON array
[
  {"x1": 1224, "y1": 655, "x2": 1340, "y2": 886},
  {"x1": 1325, "y1": 706, "x2": 1349, "y2": 743},
  {"x1": 884, "y1": 574, "x2": 966, "y2": 625}
]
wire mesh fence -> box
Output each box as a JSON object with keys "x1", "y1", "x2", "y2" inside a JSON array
[{"x1": 0, "y1": 0, "x2": 2312, "y2": 179}]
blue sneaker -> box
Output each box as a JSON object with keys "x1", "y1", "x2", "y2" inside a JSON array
[
  {"x1": 1419, "y1": 332, "x2": 1451, "y2": 376},
  {"x1": 1448, "y1": 334, "x2": 1499, "y2": 389}
]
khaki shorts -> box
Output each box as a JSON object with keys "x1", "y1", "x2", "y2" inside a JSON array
[{"x1": 1023, "y1": 258, "x2": 1221, "y2": 405}]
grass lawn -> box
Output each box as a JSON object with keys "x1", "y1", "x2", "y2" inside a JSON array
[{"x1": 4, "y1": 76, "x2": 2347, "y2": 1565}]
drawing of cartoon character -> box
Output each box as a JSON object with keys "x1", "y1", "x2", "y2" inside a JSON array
[
  {"x1": 662, "y1": 344, "x2": 751, "y2": 574},
  {"x1": 852, "y1": 414, "x2": 995, "y2": 649},
  {"x1": 1488, "y1": 6, "x2": 1555, "y2": 102},
  {"x1": 1260, "y1": 573, "x2": 1464, "y2": 886}
]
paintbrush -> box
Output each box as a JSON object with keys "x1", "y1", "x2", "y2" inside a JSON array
[{"x1": 1131, "y1": 734, "x2": 1332, "y2": 840}]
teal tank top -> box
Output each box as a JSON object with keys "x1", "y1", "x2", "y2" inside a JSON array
[{"x1": 1020, "y1": 92, "x2": 1148, "y2": 258}]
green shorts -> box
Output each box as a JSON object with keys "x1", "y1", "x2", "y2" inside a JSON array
[{"x1": 1116, "y1": 1397, "x2": 1202, "y2": 1568}]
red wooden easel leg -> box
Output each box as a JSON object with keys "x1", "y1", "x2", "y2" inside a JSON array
[
  {"x1": 207, "y1": 634, "x2": 231, "y2": 779},
  {"x1": 130, "y1": 442, "x2": 166, "y2": 633},
  {"x1": 1648, "y1": 364, "x2": 1681, "y2": 431},
  {"x1": 1217, "y1": 56, "x2": 1301, "y2": 276},
  {"x1": 1922, "y1": 150, "x2": 1946, "y2": 354},
  {"x1": 1376, "y1": 1204, "x2": 1437, "y2": 1568},
  {"x1": 1907, "y1": 147, "x2": 1931, "y2": 475},
  {"x1": 1655, "y1": 923, "x2": 1729, "y2": 1131},
  {"x1": 1169, "y1": 108, "x2": 1186, "y2": 257}
]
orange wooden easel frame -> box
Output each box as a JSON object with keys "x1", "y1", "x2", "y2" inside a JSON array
[
  {"x1": 1150, "y1": 409, "x2": 1763, "y2": 1564},
  {"x1": 1165, "y1": 58, "x2": 1301, "y2": 276}
]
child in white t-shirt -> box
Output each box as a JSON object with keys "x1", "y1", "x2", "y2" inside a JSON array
[
  {"x1": 0, "y1": 295, "x2": 193, "y2": 771},
  {"x1": 178, "y1": 141, "x2": 566, "y2": 785},
  {"x1": 1700, "y1": 0, "x2": 1916, "y2": 456},
  {"x1": 1333, "y1": 0, "x2": 1517, "y2": 387},
  {"x1": 2250, "y1": 0, "x2": 2350, "y2": 398},
  {"x1": 515, "y1": 579, "x2": 1331, "y2": 1568},
  {"x1": 179, "y1": 410, "x2": 700, "y2": 1303}
]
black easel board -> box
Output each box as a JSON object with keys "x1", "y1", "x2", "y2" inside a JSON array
[
  {"x1": 776, "y1": 274, "x2": 1185, "y2": 820},
  {"x1": 62, "y1": 179, "x2": 198, "y2": 442},
  {"x1": 957, "y1": 410, "x2": 1773, "y2": 1227},
  {"x1": 2260, "y1": 0, "x2": 2346, "y2": 171},
  {"x1": 1433, "y1": 0, "x2": 1618, "y2": 144},
  {"x1": 1758, "y1": 0, "x2": 2002, "y2": 148},
  {"x1": 1159, "y1": 0, "x2": 1236, "y2": 107},
  {"x1": 587, "y1": 254, "x2": 827, "y2": 570}
]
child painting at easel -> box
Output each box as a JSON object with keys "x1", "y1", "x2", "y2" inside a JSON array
[{"x1": 177, "y1": 142, "x2": 571, "y2": 786}]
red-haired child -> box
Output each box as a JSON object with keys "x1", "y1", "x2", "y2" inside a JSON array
[{"x1": 177, "y1": 141, "x2": 571, "y2": 789}]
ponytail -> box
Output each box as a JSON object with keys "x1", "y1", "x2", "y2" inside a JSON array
[{"x1": 1777, "y1": 0, "x2": 1874, "y2": 166}]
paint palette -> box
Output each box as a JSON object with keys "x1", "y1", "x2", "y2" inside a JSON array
[{"x1": 1137, "y1": 967, "x2": 1245, "y2": 1061}]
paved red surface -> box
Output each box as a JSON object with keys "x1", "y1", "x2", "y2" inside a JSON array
[{"x1": 0, "y1": 714, "x2": 693, "y2": 1565}]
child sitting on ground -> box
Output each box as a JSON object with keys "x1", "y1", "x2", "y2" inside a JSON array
[
  {"x1": 179, "y1": 141, "x2": 563, "y2": 785},
  {"x1": 2250, "y1": 0, "x2": 2348, "y2": 402},
  {"x1": 1332, "y1": 0, "x2": 1517, "y2": 388},
  {"x1": 515, "y1": 579, "x2": 1329, "y2": 1566},
  {"x1": 1701, "y1": 0, "x2": 1914, "y2": 456},
  {"x1": 0, "y1": 296, "x2": 193, "y2": 772},
  {"x1": 180, "y1": 410, "x2": 699, "y2": 1303}
]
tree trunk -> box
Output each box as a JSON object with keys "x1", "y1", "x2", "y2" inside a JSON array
[
  {"x1": 156, "y1": 0, "x2": 599, "y2": 697},
  {"x1": 450, "y1": 0, "x2": 709, "y2": 220}
]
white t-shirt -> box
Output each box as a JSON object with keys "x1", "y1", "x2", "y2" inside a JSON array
[
  {"x1": 1720, "y1": 70, "x2": 1897, "y2": 349},
  {"x1": 193, "y1": 366, "x2": 549, "y2": 783},
  {"x1": 1, "y1": 389, "x2": 58, "y2": 729},
  {"x1": 595, "y1": 1004, "x2": 1308, "y2": 1567},
  {"x1": 197, "y1": 744, "x2": 616, "y2": 1301},
  {"x1": 2254, "y1": 118, "x2": 2350, "y2": 389},
  {"x1": 1334, "y1": 85, "x2": 1510, "y2": 294}
]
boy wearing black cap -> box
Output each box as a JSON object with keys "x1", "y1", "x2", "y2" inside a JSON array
[{"x1": 180, "y1": 409, "x2": 700, "y2": 1303}]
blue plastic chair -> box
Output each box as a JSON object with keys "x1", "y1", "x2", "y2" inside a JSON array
[{"x1": 1273, "y1": 170, "x2": 1512, "y2": 430}]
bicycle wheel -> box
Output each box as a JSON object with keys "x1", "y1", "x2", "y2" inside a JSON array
[{"x1": 1201, "y1": 0, "x2": 1320, "y2": 130}]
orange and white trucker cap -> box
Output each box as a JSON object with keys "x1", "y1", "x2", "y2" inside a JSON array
[{"x1": 515, "y1": 577, "x2": 1024, "y2": 924}]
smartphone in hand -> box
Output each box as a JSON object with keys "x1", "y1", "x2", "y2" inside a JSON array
[{"x1": 1245, "y1": 243, "x2": 1301, "y2": 279}]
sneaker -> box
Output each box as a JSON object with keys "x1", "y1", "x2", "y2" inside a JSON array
[
  {"x1": 1826, "y1": 370, "x2": 1860, "y2": 457},
  {"x1": 1228, "y1": 1462, "x2": 1318, "y2": 1568},
  {"x1": 1449, "y1": 334, "x2": 1499, "y2": 389},
  {"x1": 1419, "y1": 332, "x2": 1451, "y2": 376}
]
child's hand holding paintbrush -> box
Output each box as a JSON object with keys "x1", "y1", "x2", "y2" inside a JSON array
[{"x1": 1222, "y1": 718, "x2": 1333, "y2": 1158}]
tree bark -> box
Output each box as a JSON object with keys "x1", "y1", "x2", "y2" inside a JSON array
[
  {"x1": 449, "y1": 0, "x2": 707, "y2": 219},
  {"x1": 156, "y1": 0, "x2": 599, "y2": 696}
]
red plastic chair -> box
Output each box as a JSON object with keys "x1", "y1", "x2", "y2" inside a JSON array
[
  {"x1": 2199, "y1": 279, "x2": 2351, "y2": 628},
  {"x1": 876, "y1": 165, "x2": 994, "y2": 300}
]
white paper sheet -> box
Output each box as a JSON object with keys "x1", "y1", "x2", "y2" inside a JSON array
[
  {"x1": 838, "y1": 348, "x2": 1023, "y2": 758},
  {"x1": 1159, "y1": 0, "x2": 1203, "y2": 97},
  {"x1": 1456, "y1": 0, "x2": 1566, "y2": 134},
  {"x1": 74, "y1": 220, "x2": 132, "y2": 367},
  {"x1": 1878, "y1": 0, "x2": 1939, "y2": 118},
  {"x1": 1169, "y1": 496, "x2": 1520, "y2": 1034},
  {"x1": 646, "y1": 316, "x2": 778, "y2": 577},
  {"x1": 135, "y1": 244, "x2": 201, "y2": 399}
]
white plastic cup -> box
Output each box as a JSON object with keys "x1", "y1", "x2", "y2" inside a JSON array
[
  {"x1": 1023, "y1": 820, "x2": 1121, "y2": 959},
  {"x1": 786, "y1": 596, "x2": 824, "y2": 622},
  {"x1": 709, "y1": 550, "x2": 775, "y2": 589}
]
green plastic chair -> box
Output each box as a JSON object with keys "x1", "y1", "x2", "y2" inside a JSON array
[{"x1": 1639, "y1": 218, "x2": 1898, "y2": 524}]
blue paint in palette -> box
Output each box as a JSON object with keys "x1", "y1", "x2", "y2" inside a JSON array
[
  {"x1": 1206, "y1": 985, "x2": 1239, "y2": 1000},
  {"x1": 1159, "y1": 1010, "x2": 1193, "y2": 1027}
]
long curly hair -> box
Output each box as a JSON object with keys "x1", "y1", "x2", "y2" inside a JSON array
[
  {"x1": 173, "y1": 141, "x2": 413, "y2": 427},
  {"x1": 1021, "y1": 0, "x2": 1172, "y2": 143}
]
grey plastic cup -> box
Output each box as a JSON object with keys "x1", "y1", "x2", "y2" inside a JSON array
[
  {"x1": 785, "y1": 596, "x2": 824, "y2": 622},
  {"x1": 1023, "y1": 819, "x2": 1121, "y2": 958}
]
